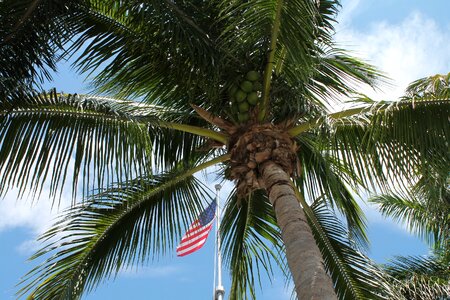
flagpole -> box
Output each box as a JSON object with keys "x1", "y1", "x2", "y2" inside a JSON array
[{"x1": 214, "y1": 184, "x2": 225, "y2": 300}]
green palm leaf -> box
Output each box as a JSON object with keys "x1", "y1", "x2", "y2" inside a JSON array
[
  {"x1": 383, "y1": 255, "x2": 450, "y2": 300},
  {"x1": 405, "y1": 72, "x2": 449, "y2": 98},
  {"x1": 370, "y1": 193, "x2": 449, "y2": 251},
  {"x1": 300, "y1": 98, "x2": 450, "y2": 192},
  {"x1": 0, "y1": 90, "x2": 156, "y2": 200},
  {"x1": 0, "y1": 90, "x2": 224, "y2": 200},
  {"x1": 18, "y1": 155, "x2": 227, "y2": 299},
  {"x1": 369, "y1": 163, "x2": 449, "y2": 254},
  {"x1": 69, "y1": 0, "x2": 221, "y2": 105},
  {"x1": 0, "y1": 0, "x2": 80, "y2": 90},
  {"x1": 296, "y1": 134, "x2": 369, "y2": 250},
  {"x1": 307, "y1": 50, "x2": 384, "y2": 105}
]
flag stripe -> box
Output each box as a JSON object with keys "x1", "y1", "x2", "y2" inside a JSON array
[
  {"x1": 177, "y1": 240, "x2": 208, "y2": 257},
  {"x1": 177, "y1": 223, "x2": 213, "y2": 252},
  {"x1": 178, "y1": 221, "x2": 213, "y2": 245},
  {"x1": 176, "y1": 229, "x2": 212, "y2": 256},
  {"x1": 177, "y1": 235, "x2": 209, "y2": 256}
]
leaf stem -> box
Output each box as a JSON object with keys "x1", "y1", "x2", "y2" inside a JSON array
[
  {"x1": 288, "y1": 107, "x2": 366, "y2": 137},
  {"x1": 258, "y1": 0, "x2": 284, "y2": 122},
  {"x1": 160, "y1": 122, "x2": 228, "y2": 144}
]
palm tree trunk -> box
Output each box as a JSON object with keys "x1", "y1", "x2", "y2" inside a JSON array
[{"x1": 260, "y1": 161, "x2": 337, "y2": 300}]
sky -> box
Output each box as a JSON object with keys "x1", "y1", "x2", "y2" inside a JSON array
[{"x1": 1, "y1": 1, "x2": 450, "y2": 299}]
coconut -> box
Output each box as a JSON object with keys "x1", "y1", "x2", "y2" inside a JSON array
[
  {"x1": 247, "y1": 92, "x2": 258, "y2": 105},
  {"x1": 240, "y1": 81, "x2": 253, "y2": 93},
  {"x1": 238, "y1": 101, "x2": 249, "y2": 112},
  {"x1": 235, "y1": 89, "x2": 247, "y2": 102},
  {"x1": 246, "y1": 70, "x2": 260, "y2": 81}
]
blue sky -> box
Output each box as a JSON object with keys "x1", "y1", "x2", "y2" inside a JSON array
[{"x1": 1, "y1": 1, "x2": 449, "y2": 299}]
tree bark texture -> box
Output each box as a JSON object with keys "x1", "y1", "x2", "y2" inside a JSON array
[{"x1": 260, "y1": 161, "x2": 337, "y2": 300}]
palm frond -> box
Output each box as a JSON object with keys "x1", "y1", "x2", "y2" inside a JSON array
[
  {"x1": 268, "y1": 50, "x2": 385, "y2": 123},
  {"x1": 307, "y1": 97, "x2": 450, "y2": 192},
  {"x1": 0, "y1": 0, "x2": 84, "y2": 90},
  {"x1": 370, "y1": 191, "x2": 449, "y2": 252},
  {"x1": 69, "y1": 0, "x2": 222, "y2": 106},
  {"x1": 405, "y1": 72, "x2": 449, "y2": 98},
  {"x1": 18, "y1": 156, "x2": 228, "y2": 299},
  {"x1": 383, "y1": 255, "x2": 450, "y2": 300},
  {"x1": 0, "y1": 90, "x2": 224, "y2": 200},
  {"x1": 295, "y1": 134, "x2": 369, "y2": 250},
  {"x1": 277, "y1": 0, "x2": 339, "y2": 83},
  {"x1": 366, "y1": 99, "x2": 449, "y2": 178},
  {"x1": 221, "y1": 189, "x2": 285, "y2": 300},
  {"x1": 307, "y1": 49, "x2": 385, "y2": 107},
  {"x1": 218, "y1": 0, "x2": 341, "y2": 120},
  {"x1": 151, "y1": 126, "x2": 211, "y2": 171},
  {"x1": 0, "y1": 90, "x2": 157, "y2": 201}
]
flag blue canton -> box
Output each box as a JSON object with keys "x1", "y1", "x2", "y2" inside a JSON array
[{"x1": 199, "y1": 200, "x2": 217, "y2": 226}]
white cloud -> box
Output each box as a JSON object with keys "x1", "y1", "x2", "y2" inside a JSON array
[
  {"x1": 336, "y1": 11, "x2": 450, "y2": 100},
  {"x1": 0, "y1": 188, "x2": 73, "y2": 256},
  {"x1": 0, "y1": 190, "x2": 71, "y2": 234},
  {"x1": 337, "y1": 0, "x2": 362, "y2": 27}
]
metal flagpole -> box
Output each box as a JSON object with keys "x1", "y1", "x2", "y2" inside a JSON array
[{"x1": 214, "y1": 184, "x2": 225, "y2": 300}]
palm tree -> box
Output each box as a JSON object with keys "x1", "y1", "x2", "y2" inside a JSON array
[{"x1": 1, "y1": 1, "x2": 449, "y2": 299}]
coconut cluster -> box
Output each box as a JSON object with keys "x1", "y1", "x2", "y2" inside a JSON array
[{"x1": 229, "y1": 70, "x2": 262, "y2": 123}]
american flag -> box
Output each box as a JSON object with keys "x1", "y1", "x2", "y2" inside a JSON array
[{"x1": 176, "y1": 200, "x2": 216, "y2": 257}]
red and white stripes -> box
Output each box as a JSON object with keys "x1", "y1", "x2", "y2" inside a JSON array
[{"x1": 176, "y1": 219, "x2": 214, "y2": 257}]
